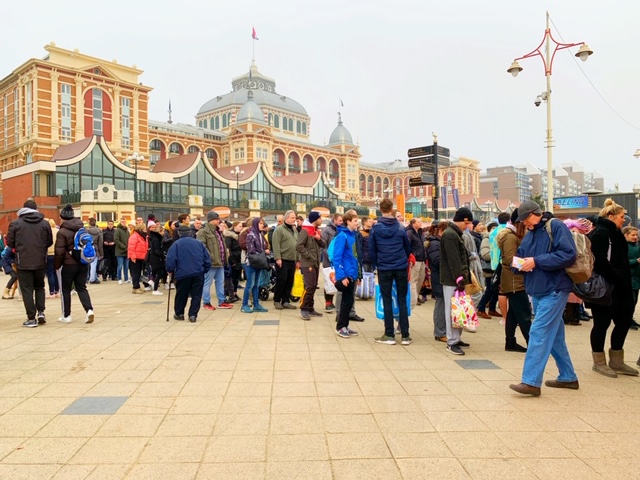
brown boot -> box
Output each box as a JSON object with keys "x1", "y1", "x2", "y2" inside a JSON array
[
  {"x1": 592, "y1": 351, "x2": 617, "y2": 378},
  {"x1": 2, "y1": 287, "x2": 11, "y2": 299},
  {"x1": 608, "y1": 349, "x2": 639, "y2": 376},
  {"x1": 9, "y1": 284, "x2": 18, "y2": 298},
  {"x1": 132, "y1": 288, "x2": 145, "y2": 294}
]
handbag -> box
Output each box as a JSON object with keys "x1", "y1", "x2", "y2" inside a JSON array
[
  {"x1": 451, "y1": 290, "x2": 479, "y2": 332},
  {"x1": 465, "y1": 271, "x2": 483, "y2": 296},
  {"x1": 572, "y1": 273, "x2": 613, "y2": 306},
  {"x1": 356, "y1": 271, "x2": 375, "y2": 299},
  {"x1": 322, "y1": 266, "x2": 337, "y2": 295},
  {"x1": 292, "y1": 269, "x2": 304, "y2": 298},
  {"x1": 248, "y1": 251, "x2": 269, "y2": 270}
]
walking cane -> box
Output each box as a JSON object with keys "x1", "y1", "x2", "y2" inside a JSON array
[{"x1": 165, "y1": 273, "x2": 172, "y2": 322}]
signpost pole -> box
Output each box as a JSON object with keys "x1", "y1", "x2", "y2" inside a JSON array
[{"x1": 433, "y1": 133, "x2": 439, "y2": 220}]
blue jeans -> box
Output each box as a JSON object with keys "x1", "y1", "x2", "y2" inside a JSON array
[
  {"x1": 89, "y1": 257, "x2": 99, "y2": 282},
  {"x1": 203, "y1": 267, "x2": 225, "y2": 306},
  {"x1": 242, "y1": 265, "x2": 262, "y2": 308},
  {"x1": 46, "y1": 255, "x2": 59, "y2": 294},
  {"x1": 116, "y1": 256, "x2": 129, "y2": 281},
  {"x1": 522, "y1": 291, "x2": 577, "y2": 387}
]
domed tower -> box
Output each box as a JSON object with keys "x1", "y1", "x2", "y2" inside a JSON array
[
  {"x1": 328, "y1": 112, "x2": 354, "y2": 150},
  {"x1": 235, "y1": 90, "x2": 266, "y2": 126}
]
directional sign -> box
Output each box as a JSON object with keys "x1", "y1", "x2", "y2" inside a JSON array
[
  {"x1": 408, "y1": 157, "x2": 428, "y2": 168},
  {"x1": 408, "y1": 146, "x2": 431, "y2": 158},
  {"x1": 409, "y1": 174, "x2": 435, "y2": 187},
  {"x1": 436, "y1": 146, "x2": 450, "y2": 158},
  {"x1": 408, "y1": 156, "x2": 450, "y2": 168}
]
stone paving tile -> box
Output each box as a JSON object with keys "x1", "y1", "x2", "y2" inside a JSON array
[
  {"x1": 196, "y1": 462, "x2": 265, "y2": 480},
  {"x1": 331, "y1": 458, "x2": 402, "y2": 479}
]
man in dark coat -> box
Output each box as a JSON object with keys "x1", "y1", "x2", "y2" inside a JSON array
[
  {"x1": 166, "y1": 225, "x2": 212, "y2": 323},
  {"x1": 6, "y1": 199, "x2": 53, "y2": 327},
  {"x1": 102, "y1": 220, "x2": 117, "y2": 280}
]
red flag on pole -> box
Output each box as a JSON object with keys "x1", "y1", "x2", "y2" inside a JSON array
[{"x1": 252, "y1": 27, "x2": 259, "y2": 40}]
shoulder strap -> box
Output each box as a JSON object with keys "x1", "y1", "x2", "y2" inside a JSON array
[{"x1": 545, "y1": 218, "x2": 555, "y2": 252}]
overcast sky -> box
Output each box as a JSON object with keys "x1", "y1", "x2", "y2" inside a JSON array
[{"x1": 4, "y1": 0, "x2": 640, "y2": 192}]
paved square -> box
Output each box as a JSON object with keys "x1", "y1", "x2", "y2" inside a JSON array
[{"x1": 61, "y1": 396, "x2": 128, "y2": 415}]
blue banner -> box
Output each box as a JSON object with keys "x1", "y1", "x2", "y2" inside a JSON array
[
  {"x1": 452, "y1": 189, "x2": 460, "y2": 209},
  {"x1": 553, "y1": 196, "x2": 589, "y2": 209},
  {"x1": 441, "y1": 187, "x2": 448, "y2": 209}
]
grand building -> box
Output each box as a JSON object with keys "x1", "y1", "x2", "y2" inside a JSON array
[{"x1": 0, "y1": 43, "x2": 481, "y2": 229}]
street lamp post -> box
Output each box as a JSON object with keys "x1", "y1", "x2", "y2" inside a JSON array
[
  {"x1": 125, "y1": 151, "x2": 144, "y2": 203},
  {"x1": 507, "y1": 11, "x2": 592, "y2": 214},
  {"x1": 383, "y1": 187, "x2": 393, "y2": 199},
  {"x1": 232, "y1": 166, "x2": 244, "y2": 205},
  {"x1": 484, "y1": 200, "x2": 493, "y2": 222},
  {"x1": 374, "y1": 196, "x2": 380, "y2": 210}
]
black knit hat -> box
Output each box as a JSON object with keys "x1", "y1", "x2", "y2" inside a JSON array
[
  {"x1": 510, "y1": 208, "x2": 519, "y2": 224},
  {"x1": 60, "y1": 204, "x2": 75, "y2": 220},
  {"x1": 453, "y1": 207, "x2": 473, "y2": 222}
]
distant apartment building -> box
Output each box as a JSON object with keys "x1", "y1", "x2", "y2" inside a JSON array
[{"x1": 479, "y1": 162, "x2": 604, "y2": 202}]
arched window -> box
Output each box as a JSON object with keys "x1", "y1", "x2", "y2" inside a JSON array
[
  {"x1": 169, "y1": 142, "x2": 183, "y2": 155},
  {"x1": 149, "y1": 139, "x2": 162, "y2": 151},
  {"x1": 203, "y1": 118, "x2": 208, "y2": 129},
  {"x1": 187, "y1": 145, "x2": 199, "y2": 154},
  {"x1": 226, "y1": 112, "x2": 232, "y2": 125},
  {"x1": 222, "y1": 114, "x2": 228, "y2": 128},
  {"x1": 274, "y1": 115, "x2": 280, "y2": 128},
  {"x1": 296, "y1": 120, "x2": 301, "y2": 133},
  {"x1": 288, "y1": 118, "x2": 293, "y2": 131},
  {"x1": 214, "y1": 116, "x2": 220, "y2": 130},
  {"x1": 205, "y1": 148, "x2": 215, "y2": 159},
  {"x1": 282, "y1": 116, "x2": 288, "y2": 131},
  {"x1": 198, "y1": 120, "x2": 203, "y2": 128},
  {"x1": 302, "y1": 122, "x2": 307, "y2": 135},
  {"x1": 268, "y1": 113, "x2": 273, "y2": 126}
]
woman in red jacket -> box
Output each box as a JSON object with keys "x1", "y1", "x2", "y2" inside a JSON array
[{"x1": 128, "y1": 223, "x2": 149, "y2": 294}]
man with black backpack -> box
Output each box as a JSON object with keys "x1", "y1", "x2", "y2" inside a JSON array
[{"x1": 54, "y1": 204, "x2": 95, "y2": 324}]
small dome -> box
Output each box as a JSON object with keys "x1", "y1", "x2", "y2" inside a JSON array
[
  {"x1": 328, "y1": 113, "x2": 353, "y2": 145},
  {"x1": 236, "y1": 90, "x2": 266, "y2": 124}
]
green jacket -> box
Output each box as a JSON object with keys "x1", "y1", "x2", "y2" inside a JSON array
[
  {"x1": 296, "y1": 224, "x2": 327, "y2": 268},
  {"x1": 272, "y1": 223, "x2": 298, "y2": 261},
  {"x1": 628, "y1": 241, "x2": 640, "y2": 290},
  {"x1": 497, "y1": 226, "x2": 525, "y2": 294},
  {"x1": 114, "y1": 224, "x2": 130, "y2": 257},
  {"x1": 197, "y1": 222, "x2": 226, "y2": 268}
]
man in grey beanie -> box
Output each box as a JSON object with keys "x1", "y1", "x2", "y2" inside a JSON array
[{"x1": 6, "y1": 199, "x2": 53, "y2": 327}]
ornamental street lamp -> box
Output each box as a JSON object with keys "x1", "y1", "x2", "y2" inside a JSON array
[
  {"x1": 232, "y1": 166, "x2": 244, "y2": 204},
  {"x1": 484, "y1": 200, "x2": 493, "y2": 222},
  {"x1": 125, "y1": 151, "x2": 144, "y2": 202},
  {"x1": 374, "y1": 196, "x2": 381, "y2": 209},
  {"x1": 507, "y1": 11, "x2": 592, "y2": 214},
  {"x1": 383, "y1": 187, "x2": 393, "y2": 199}
]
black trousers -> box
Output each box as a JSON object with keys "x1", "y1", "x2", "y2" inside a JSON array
[
  {"x1": 103, "y1": 245, "x2": 116, "y2": 279},
  {"x1": 504, "y1": 290, "x2": 531, "y2": 343},
  {"x1": 130, "y1": 260, "x2": 144, "y2": 289},
  {"x1": 300, "y1": 266, "x2": 319, "y2": 311},
  {"x1": 18, "y1": 268, "x2": 46, "y2": 320},
  {"x1": 273, "y1": 259, "x2": 296, "y2": 304},
  {"x1": 174, "y1": 274, "x2": 204, "y2": 319},
  {"x1": 591, "y1": 296, "x2": 632, "y2": 352},
  {"x1": 60, "y1": 264, "x2": 93, "y2": 318},
  {"x1": 335, "y1": 278, "x2": 355, "y2": 331},
  {"x1": 151, "y1": 266, "x2": 166, "y2": 291}
]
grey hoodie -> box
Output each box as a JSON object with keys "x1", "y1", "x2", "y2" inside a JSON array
[{"x1": 86, "y1": 225, "x2": 104, "y2": 257}]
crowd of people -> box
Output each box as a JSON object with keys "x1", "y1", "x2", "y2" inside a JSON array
[{"x1": 3, "y1": 196, "x2": 640, "y2": 397}]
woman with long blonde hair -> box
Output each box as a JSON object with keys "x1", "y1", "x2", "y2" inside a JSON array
[{"x1": 589, "y1": 199, "x2": 638, "y2": 377}]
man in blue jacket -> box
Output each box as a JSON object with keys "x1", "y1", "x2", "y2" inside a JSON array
[
  {"x1": 333, "y1": 212, "x2": 361, "y2": 338},
  {"x1": 166, "y1": 225, "x2": 212, "y2": 323},
  {"x1": 370, "y1": 199, "x2": 412, "y2": 345},
  {"x1": 509, "y1": 200, "x2": 578, "y2": 396}
]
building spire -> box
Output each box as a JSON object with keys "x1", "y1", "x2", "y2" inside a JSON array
[{"x1": 168, "y1": 99, "x2": 173, "y2": 124}]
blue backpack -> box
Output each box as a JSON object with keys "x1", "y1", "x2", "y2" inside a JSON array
[
  {"x1": 327, "y1": 232, "x2": 343, "y2": 265},
  {"x1": 71, "y1": 228, "x2": 96, "y2": 265}
]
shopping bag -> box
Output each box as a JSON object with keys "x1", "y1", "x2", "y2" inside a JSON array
[
  {"x1": 451, "y1": 290, "x2": 479, "y2": 332},
  {"x1": 356, "y1": 271, "x2": 375, "y2": 299},
  {"x1": 322, "y1": 266, "x2": 337, "y2": 295},
  {"x1": 375, "y1": 280, "x2": 411, "y2": 320},
  {"x1": 292, "y1": 269, "x2": 304, "y2": 298}
]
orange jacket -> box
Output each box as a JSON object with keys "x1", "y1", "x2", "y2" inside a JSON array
[{"x1": 128, "y1": 231, "x2": 149, "y2": 261}]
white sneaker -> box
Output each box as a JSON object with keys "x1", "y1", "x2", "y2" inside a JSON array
[
  {"x1": 148, "y1": 280, "x2": 154, "y2": 287},
  {"x1": 71, "y1": 290, "x2": 77, "y2": 296},
  {"x1": 164, "y1": 283, "x2": 170, "y2": 290},
  {"x1": 118, "y1": 280, "x2": 123, "y2": 285},
  {"x1": 58, "y1": 315, "x2": 72, "y2": 323},
  {"x1": 152, "y1": 290, "x2": 163, "y2": 296},
  {"x1": 144, "y1": 286, "x2": 151, "y2": 291},
  {"x1": 125, "y1": 279, "x2": 132, "y2": 284},
  {"x1": 85, "y1": 309, "x2": 94, "y2": 324}
]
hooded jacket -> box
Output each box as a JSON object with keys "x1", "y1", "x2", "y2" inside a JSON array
[
  {"x1": 516, "y1": 213, "x2": 575, "y2": 296},
  {"x1": 359, "y1": 228, "x2": 372, "y2": 264},
  {"x1": 54, "y1": 218, "x2": 85, "y2": 269},
  {"x1": 6, "y1": 207, "x2": 52, "y2": 271},
  {"x1": 114, "y1": 223, "x2": 130, "y2": 257},
  {"x1": 497, "y1": 225, "x2": 525, "y2": 294},
  {"x1": 332, "y1": 225, "x2": 359, "y2": 281},
  {"x1": 369, "y1": 216, "x2": 411, "y2": 271},
  {"x1": 591, "y1": 216, "x2": 632, "y2": 297},
  {"x1": 296, "y1": 220, "x2": 327, "y2": 268},
  {"x1": 197, "y1": 222, "x2": 227, "y2": 268},
  {"x1": 439, "y1": 222, "x2": 471, "y2": 287},
  {"x1": 128, "y1": 230, "x2": 149, "y2": 262},
  {"x1": 86, "y1": 225, "x2": 104, "y2": 258},
  {"x1": 147, "y1": 230, "x2": 165, "y2": 270},
  {"x1": 425, "y1": 234, "x2": 443, "y2": 297},
  {"x1": 223, "y1": 228, "x2": 242, "y2": 270}
]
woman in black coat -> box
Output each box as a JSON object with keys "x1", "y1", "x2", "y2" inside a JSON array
[
  {"x1": 147, "y1": 223, "x2": 166, "y2": 294},
  {"x1": 224, "y1": 222, "x2": 243, "y2": 302},
  {"x1": 589, "y1": 199, "x2": 637, "y2": 377},
  {"x1": 426, "y1": 221, "x2": 447, "y2": 342}
]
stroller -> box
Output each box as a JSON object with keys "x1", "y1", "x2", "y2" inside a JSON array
[
  {"x1": 258, "y1": 254, "x2": 277, "y2": 301},
  {"x1": 258, "y1": 254, "x2": 301, "y2": 302}
]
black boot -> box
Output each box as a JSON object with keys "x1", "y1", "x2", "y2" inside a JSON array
[
  {"x1": 505, "y1": 338, "x2": 527, "y2": 352},
  {"x1": 563, "y1": 303, "x2": 581, "y2": 326}
]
